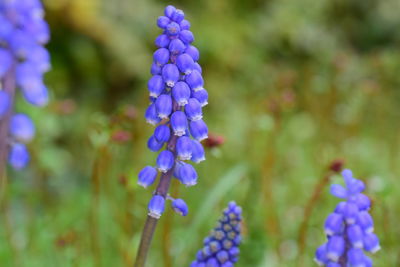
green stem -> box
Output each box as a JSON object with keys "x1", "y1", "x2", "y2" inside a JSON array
[
  {"x1": 134, "y1": 135, "x2": 177, "y2": 267},
  {"x1": 0, "y1": 67, "x2": 16, "y2": 201}
]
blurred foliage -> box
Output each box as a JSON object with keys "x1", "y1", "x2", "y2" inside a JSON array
[{"x1": 1, "y1": 0, "x2": 400, "y2": 266}]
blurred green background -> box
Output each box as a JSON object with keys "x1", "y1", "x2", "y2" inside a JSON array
[{"x1": 1, "y1": 0, "x2": 400, "y2": 266}]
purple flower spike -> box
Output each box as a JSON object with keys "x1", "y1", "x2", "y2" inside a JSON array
[
  {"x1": 139, "y1": 5, "x2": 208, "y2": 220},
  {"x1": 0, "y1": 0, "x2": 50, "y2": 170},
  {"x1": 148, "y1": 195, "x2": 165, "y2": 219},
  {"x1": 191, "y1": 202, "x2": 242, "y2": 265},
  {"x1": 315, "y1": 169, "x2": 380, "y2": 266}
]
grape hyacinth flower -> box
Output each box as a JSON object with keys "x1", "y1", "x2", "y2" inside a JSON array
[
  {"x1": 139, "y1": 5, "x2": 208, "y2": 218},
  {"x1": 191, "y1": 202, "x2": 242, "y2": 267},
  {"x1": 0, "y1": 0, "x2": 50, "y2": 173},
  {"x1": 315, "y1": 169, "x2": 380, "y2": 267},
  {"x1": 135, "y1": 6, "x2": 208, "y2": 266}
]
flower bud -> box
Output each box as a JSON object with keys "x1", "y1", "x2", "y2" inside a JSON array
[
  {"x1": 191, "y1": 140, "x2": 205, "y2": 163},
  {"x1": 343, "y1": 203, "x2": 359, "y2": 224},
  {"x1": 185, "y1": 98, "x2": 202, "y2": 121},
  {"x1": 180, "y1": 19, "x2": 190, "y2": 30},
  {"x1": 147, "y1": 75, "x2": 165, "y2": 98},
  {"x1": 178, "y1": 162, "x2": 197, "y2": 186},
  {"x1": 166, "y1": 22, "x2": 180, "y2": 36},
  {"x1": 347, "y1": 248, "x2": 365, "y2": 267},
  {"x1": 156, "y1": 150, "x2": 175, "y2": 173},
  {"x1": 314, "y1": 244, "x2": 328, "y2": 266},
  {"x1": 356, "y1": 211, "x2": 374, "y2": 233},
  {"x1": 157, "y1": 16, "x2": 170, "y2": 29},
  {"x1": 9, "y1": 113, "x2": 35, "y2": 143},
  {"x1": 324, "y1": 213, "x2": 343, "y2": 236},
  {"x1": 176, "y1": 53, "x2": 194, "y2": 74},
  {"x1": 363, "y1": 233, "x2": 380, "y2": 253},
  {"x1": 155, "y1": 34, "x2": 170, "y2": 48},
  {"x1": 186, "y1": 70, "x2": 204, "y2": 91},
  {"x1": 172, "y1": 198, "x2": 188, "y2": 216},
  {"x1": 171, "y1": 9, "x2": 184, "y2": 23},
  {"x1": 145, "y1": 103, "x2": 161, "y2": 125},
  {"x1": 8, "y1": 143, "x2": 30, "y2": 170},
  {"x1": 148, "y1": 195, "x2": 165, "y2": 219},
  {"x1": 192, "y1": 89, "x2": 208, "y2": 107},
  {"x1": 169, "y1": 39, "x2": 186, "y2": 55},
  {"x1": 164, "y1": 5, "x2": 176, "y2": 19},
  {"x1": 193, "y1": 62, "x2": 202, "y2": 74},
  {"x1": 153, "y1": 48, "x2": 170, "y2": 67},
  {"x1": 176, "y1": 136, "x2": 193, "y2": 160},
  {"x1": 185, "y1": 45, "x2": 199, "y2": 61},
  {"x1": 138, "y1": 166, "x2": 158, "y2": 188},
  {"x1": 347, "y1": 225, "x2": 363, "y2": 248},
  {"x1": 154, "y1": 124, "x2": 171, "y2": 143},
  {"x1": 147, "y1": 135, "x2": 164, "y2": 152},
  {"x1": 189, "y1": 119, "x2": 208, "y2": 141},
  {"x1": 162, "y1": 64, "x2": 180, "y2": 87},
  {"x1": 171, "y1": 111, "x2": 188, "y2": 136},
  {"x1": 326, "y1": 236, "x2": 345, "y2": 262},
  {"x1": 179, "y1": 30, "x2": 194, "y2": 44},
  {"x1": 151, "y1": 63, "x2": 162, "y2": 75},
  {"x1": 155, "y1": 94, "x2": 172, "y2": 119},
  {"x1": 172, "y1": 81, "x2": 191, "y2": 106}
]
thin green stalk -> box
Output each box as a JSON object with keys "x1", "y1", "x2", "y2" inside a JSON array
[
  {"x1": 0, "y1": 67, "x2": 16, "y2": 201},
  {"x1": 134, "y1": 135, "x2": 177, "y2": 267}
]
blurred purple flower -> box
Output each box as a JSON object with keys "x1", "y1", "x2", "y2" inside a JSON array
[
  {"x1": 315, "y1": 169, "x2": 380, "y2": 266},
  {"x1": 0, "y1": 0, "x2": 50, "y2": 170},
  {"x1": 191, "y1": 202, "x2": 242, "y2": 266}
]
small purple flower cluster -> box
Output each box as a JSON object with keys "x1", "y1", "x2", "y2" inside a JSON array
[
  {"x1": 138, "y1": 5, "x2": 208, "y2": 219},
  {"x1": 191, "y1": 202, "x2": 242, "y2": 267},
  {"x1": 0, "y1": 0, "x2": 50, "y2": 169},
  {"x1": 315, "y1": 169, "x2": 380, "y2": 267}
]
